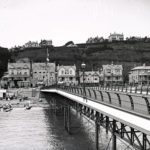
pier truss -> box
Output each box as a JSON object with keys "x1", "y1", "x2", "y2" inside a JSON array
[{"x1": 41, "y1": 88, "x2": 150, "y2": 150}]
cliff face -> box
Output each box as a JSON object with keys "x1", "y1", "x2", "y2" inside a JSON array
[
  {"x1": 10, "y1": 41, "x2": 150, "y2": 81},
  {"x1": 0, "y1": 47, "x2": 10, "y2": 78}
]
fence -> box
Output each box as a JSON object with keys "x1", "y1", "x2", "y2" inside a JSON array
[{"x1": 42, "y1": 85, "x2": 150, "y2": 118}]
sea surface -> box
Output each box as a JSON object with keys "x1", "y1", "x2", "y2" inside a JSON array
[{"x1": 0, "y1": 107, "x2": 135, "y2": 150}]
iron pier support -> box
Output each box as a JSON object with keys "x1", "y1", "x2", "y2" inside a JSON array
[
  {"x1": 95, "y1": 112, "x2": 100, "y2": 150},
  {"x1": 112, "y1": 119, "x2": 117, "y2": 150},
  {"x1": 64, "y1": 105, "x2": 71, "y2": 134}
]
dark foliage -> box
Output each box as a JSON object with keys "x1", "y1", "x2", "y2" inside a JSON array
[{"x1": 0, "y1": 47, "x2": 10, "y2": 78}]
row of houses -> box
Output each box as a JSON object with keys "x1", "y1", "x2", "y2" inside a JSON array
[
  {"x1": 1, "y1": 62, "x2": 149, "y2": 88},
  {"x1": 10, "y1": 40, "x2": 53, "y2": 52},
  {"x1": 24, "y1": 40, "x2": 52, "y2": 48},
  {"x1": 86, "y1": 33, "x2": 124, "y2": 43},
  {"x1": 87, "y1": 33, "x2": 150, "y2": 44},
  {"x1": 0, "y1": 62, "x2": 123, "y2": 88}
]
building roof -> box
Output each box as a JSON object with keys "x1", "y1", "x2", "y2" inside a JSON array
[
  {"x1": 79, "y1": 71, "x2": 99, "y2": 76},
  {"x1": 102, "y1": 64, "x2": 123, "y2": 69},
  {"x1": 109, "y1": 33, "x2": 124, "y2": 36},
  {"x1": 8, "y1": 63, "x2": 30, "y2": 69},
  {"x1": 33, "y1": 63, "x2": 55, "y2": 69},
  {"x1": 131, "y1": 66, "x2": 150, "y2": 71},
  {"x1": 57, "y1": 65, "x2": 76, "y2": 70}
]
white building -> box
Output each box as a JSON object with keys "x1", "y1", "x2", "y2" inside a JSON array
[
  {"x1": 24, "y1": 41, "x2": 39, "y2": 48},
  {"x1": 102, "y1": 63, "x2": 123, "y2": 85},
  {"x1": 39, "y1": 40, "x2": 52, "y2": 47},
  {"x1": 129, "y1": 64, "x2": 150, "y2": 85},
  {"x1": 79, "y1": 71, "x2": 100, "y2": 84},
  {"x1": 0, "y1": 89, "x2": 6, "y2": 99},
  {"x1": 108, "y1": 33, "x2": 124, "y2": 42},
  {"x1": 1, "y1": 62, "x2": 56, "y2": 88},
  {"x1": 57, "y1": 65, "x2": 77, "y2": 85},
  {"x1": 3, "y1": 63, "x2": 31, "y2": 88}
]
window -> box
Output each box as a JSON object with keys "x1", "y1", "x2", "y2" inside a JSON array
[
  {"x1": 61, "y1": 70, "x2": 64, "y2": 75},
  {"x1": 116, "y1": 77, "x2": 119, "y2": 80},
  {"x1": 70, "y1": 70, "x2": 72, "y2": 74},
  {"x1": 107, "y1": 77, "x2": 110, "y2": 80},
  {"x1": 107, "y1": 69, "x2": 111, "y2": 73},
  {"x1": 17, "y1": 71, "x2": 21, "y2": 75},
  {"x1": 115, "y1": 69, "x2": 120, "y2": 73},
  {"x1": 65, "y1": 70, "x2": 69, "y2": 74}
]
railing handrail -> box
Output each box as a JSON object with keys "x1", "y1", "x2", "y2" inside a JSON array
[{"x1": 42, "y1": 84, "x2": 150, "y2": 117}]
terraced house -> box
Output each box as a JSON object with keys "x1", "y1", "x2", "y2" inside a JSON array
[
  {"x1": 129, "y1": 64, "x2": 150, "y2": 85},
  {"x1": 102, "y1": 63, "x2": 123, "y2": 85},
  {"x1": 32, "y1": 63, "x2": 55, "y2": 86},
  {"x1": 3, "y1": 62, "x2": 31, "y2": 88},
  {"x1": 57, "y1": 65, "x2": 77, "y2": 85},
  {"x1": 79, "y1": 71, "x2": 100, "y2": 85},
  {"x1": 1, "y1": 62, "x2": 56, "y2": 88}
]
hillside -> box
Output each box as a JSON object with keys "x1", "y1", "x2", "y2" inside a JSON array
[{"x1": 10, "y1": 41, "x2": 150, "y2": 81}]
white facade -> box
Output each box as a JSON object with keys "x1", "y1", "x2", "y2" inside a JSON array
[
  {"x1": 129, "y1": 65, "x2": 150, "y2": 85},
  {"x1": 102, "y1": 63, "x2": 123, "y2": 85},
  {"x1": 39, "y1": 40, "x2": 52, "y2": 47},
  {"x1": 1, "y1": 62, "x2": 56, "y2": 88},
  {"x1": 6, "y1": 63, "x2": 31, "y2": 88},
  {"x1": 24, "y1": 41, "x2": 39, "y2": 48},
  {"x1": 57, "y1": 65, "x2": 77, "y2": 85},
  {"x1": 0, "y1": 89, "x2": 6, "y2": 99},
  {"x1": 79, "y1": 71, "x2": 100, "y2": 84},
  {"x1": 108, "y1": 33, "x2": 124, "y2": 42}
]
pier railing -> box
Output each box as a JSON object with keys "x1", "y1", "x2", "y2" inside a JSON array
[
  {"x1": 85, "y1": 84, "x2": 150, "y2": 95},
  {"x1": 42, "y1": 85, "x2": 150, "y2": 118}
]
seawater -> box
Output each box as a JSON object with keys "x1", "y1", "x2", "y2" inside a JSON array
[{"x1": 0, "y1": 107, "x2": 135, "y2": 150}]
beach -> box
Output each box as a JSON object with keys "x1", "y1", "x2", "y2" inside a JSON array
[{"x1": 0, "y1": 97, "x2": 49, "y2": 109}]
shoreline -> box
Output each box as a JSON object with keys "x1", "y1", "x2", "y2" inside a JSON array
[{"x1": 0, "y1": 97, "x2": 50, "y2": 109}]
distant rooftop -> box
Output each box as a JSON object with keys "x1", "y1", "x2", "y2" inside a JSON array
[
  {"x1": 131, "y1": 65, "x2": 150, "y2": 70},
  {"x1": 109, "y1": 32, "x2": 124, "y2": 36}
]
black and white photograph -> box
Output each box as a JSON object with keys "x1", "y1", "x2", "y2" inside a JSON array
[{"x1": 0, "y1": 0, "x2": 150, "y2": 149}]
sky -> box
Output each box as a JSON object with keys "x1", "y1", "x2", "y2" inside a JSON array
[{"x1": 0, "y1": 0, "x2": 150, "y2": 48}]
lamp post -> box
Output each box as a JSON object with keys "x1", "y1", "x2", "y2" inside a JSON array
[
  {"x1": 100, "y1": 68, "x2": 103, "y2": 86},
  {"x1": 111, "y1": 72, "x2": 113, "y2": 87},
  {"x1": 55, "y1": 71, "x2": 58, "y2": 88},
  {"x1": 81, "y1": 62, "x2": 86, "y2": 102},
  {"x1": 46, "y1": 47, "x2": 49, "y2": 86}
]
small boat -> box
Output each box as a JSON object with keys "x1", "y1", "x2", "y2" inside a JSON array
[
  {"x1": 4, "y1": 108, "x2": 13, "y2": 112},
  {"x1": 39, "y1": 99, "x2": 42, "y2": 102},
  {"x1": 3, "y1": 103, "x2": 13, "y2": 112},
  {"x1": 25, "y1": 106, "x2": 32, "y2": 110},
  {"x1": 25, "y1": 101, "x2": 32, "y2": 110}
]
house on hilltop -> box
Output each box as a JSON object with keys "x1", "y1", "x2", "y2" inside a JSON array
[{"x1": 108, "y1": 33, "x2": 124, "y2": 42}]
